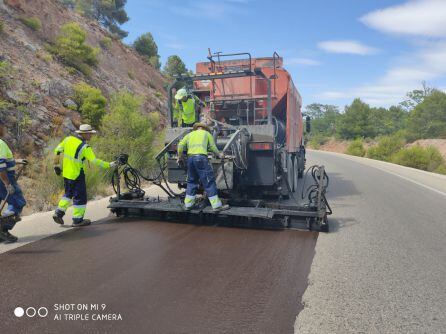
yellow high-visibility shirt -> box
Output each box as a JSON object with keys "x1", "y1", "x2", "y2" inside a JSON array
[
  {"x1": 173, "y1": 95, "x2": 205, "y2": 126},
  {"x1": 178, "y1": 129, "x2": 219, "y2": 156},
  {"x1": 54, "y1": 136, "x2": 110, "y2": 180}
]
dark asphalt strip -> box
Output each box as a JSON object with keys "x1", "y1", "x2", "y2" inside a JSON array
[{"x1": 0, "y1": 219, "x2": 318, "y2": 334}]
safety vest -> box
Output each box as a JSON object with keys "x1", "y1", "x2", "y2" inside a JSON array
[
  {"x1": 54, "y1": 136, "x2": 110, "y2": 180},
  {"x1": 0, "y1": 139, "x2": 15, "y2": 173},
  {"x1": 174, "y1": 96, "x2": 198, "y2": 126},
  {"x1": 178, "y1": 129, "x2": 219, "y2": 156}
]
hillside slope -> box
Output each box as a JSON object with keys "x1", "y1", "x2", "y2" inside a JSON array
[{"x1": 0, "y1": 0, "x2": 166, "y2": 155}]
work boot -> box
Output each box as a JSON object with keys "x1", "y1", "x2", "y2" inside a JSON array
[
  {"x1": 0, "y1": 231, "x2": 7, "y2": 242},
  {"x1": 52, "y1": 212, "x2": 64, "y2": 225},
  {"x1": 213, "y1": 204, "x2": 230, "y2": 212},
  {"x1": 71, "y1": 219, "x2": 91, "y2": 227},
  {"x1": 3, "y1": 231, "x2": 19, "y2": 244}
]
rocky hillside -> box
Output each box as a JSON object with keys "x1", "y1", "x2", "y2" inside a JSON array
[{"x1": 0, "y1": 0, "x2": 167, "y2": 156}]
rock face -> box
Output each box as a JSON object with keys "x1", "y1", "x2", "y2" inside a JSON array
[{"x1": 0, "y1": 0, "x2": 167, "y2": 156}]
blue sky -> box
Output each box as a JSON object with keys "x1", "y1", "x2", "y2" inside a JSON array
[{"x1": 122, "y1": 0, "x2": 446, "y2": 109}]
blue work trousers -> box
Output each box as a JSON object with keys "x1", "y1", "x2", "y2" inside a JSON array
[{"x1": 186, "y1": 155, "x2": 218, "y2": 198}]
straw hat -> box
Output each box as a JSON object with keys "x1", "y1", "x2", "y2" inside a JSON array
[
  {"x1": 193, "y1": 122, "x2": 210, "y2": 132},
  {"x1": 75, "y1": 124, "x2": 97, "y2": 134}
]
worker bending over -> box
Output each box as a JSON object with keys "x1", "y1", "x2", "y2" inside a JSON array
[
  {"x1": 53, "y1": 124, "x2": 116, "y2": 227},
  {"x1": 177, "y1": 123, "x2": 229, "y2": 212},
  {"x1": 173, "y1": 88, "x2": 206, "y2": 127},
  {"x1": 0, "y1": 119, "x2": 26, "y2": 243}
]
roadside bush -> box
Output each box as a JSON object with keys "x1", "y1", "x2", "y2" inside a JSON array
[
  {"x1": 435, "y1": 165, "x2": 446, "y2": 175},
  {"x1": 19, "y1": 16, "x2": 42, "y2": 31},
  {"x1": 92, "y1": 91, "x2": 161, "y2": 172},
  {"x1": 51, "y1": 22, "x2": 99, "y2": 75},
  {"x1": 99, "y1": 37, "x2": 112, "y2": 49},
  {"x1": 73, "y1": 82, "x2": 107, "y2": 128},
  {"x1": 346, "y1": 138, "x2": 366, "y2": 157},
  {"x1": 308, "y1": 134, "x2": 329, "y2": 149},
  {"x1": 391, "y1": 145, "x2": 445, "y2": 173},
  {"x1": 0, "y1": 60, "x2": 14, "y2": 87},
  {"x1": 367, "y1": 135, "x2": 405, "y2": 162}
]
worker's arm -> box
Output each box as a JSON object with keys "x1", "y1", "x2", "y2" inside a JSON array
[
  {"x1": 173, "y1": 100, "x2": 181, "y2": 124},
  {"x1": 82, "y1": 146, "x2": 110, "y2": 169},
  {"x1": 177, "y1": 134, "x2": 189, "y2": 157},
  {"x1": 53, "y1": 137, "x2": 67, "y2": 165},
  {"x1": 194, "y1": 95, "x2": 206, "y2": 108},
  {"x1": 207, "y1": 133, "x2": 220, "y2": 155}
]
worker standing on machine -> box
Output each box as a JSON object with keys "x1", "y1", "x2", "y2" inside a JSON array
[
  {"x1": 0, "y1": 118, "x2": 27, "y2": 243},
  {"x1": 52, "y1": 124, "x2": 117, "y2": 227},
  {"x1": 177, "y1": 123, "x2": 229, "y2": 212},
  {"x1": 173, "y1": 88, "x2": 206, "y2": 127}
]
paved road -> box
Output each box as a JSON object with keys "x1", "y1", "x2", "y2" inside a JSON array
[
  {"x1": 1, "y1": 150, "x2": 445, "y2": 334},
  {"x1": 0, "y1": 218, "x2": 317, "y2": 334},
  {"x1": 295, "y1": 151, "x2": 446, "y2": 334}
]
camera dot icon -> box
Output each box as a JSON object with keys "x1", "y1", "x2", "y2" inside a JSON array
[{"x1": 14, "y1": 307, "x2": 25, "y2": 318}]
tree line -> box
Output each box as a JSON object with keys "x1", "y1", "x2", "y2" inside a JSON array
[{"x1": 306, "y1": 83, "x2": 446, "y2": 142}]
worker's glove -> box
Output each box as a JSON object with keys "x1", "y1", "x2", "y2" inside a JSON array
[
  {"x1": 54, "y1": 165, "x2": 62, "y2": 176},
  {"x1": 177, "y1": 156, "x2": 185, "y2": 169},
  {"x1": 110, "y1": 161, "x2": 118, "y2": 168},
  {"x1": 6, "y1": 184, "x2": 15, "y2": 195},
  {"x1": 218, "y1": 152, "x2": 225, "y2": 160},
  {"x1": 16, "y1": 158, "x2": 28, "y2": 165}
]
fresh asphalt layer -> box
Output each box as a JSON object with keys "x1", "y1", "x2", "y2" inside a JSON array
[{"x1": 0, "y1": 150, "x2": 445, "y2": 333}]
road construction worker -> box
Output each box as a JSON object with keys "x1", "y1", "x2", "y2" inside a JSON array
[
  {"x1": 173, "y1": 88, "x2": 206, "y2": 127},
  {"x1": 0, "y1": 118, "x2": 26, "y2": 243},
  {"x1": 177, "y1": 122, "x2": 229, "y2": 212},
  {"x1": 52, "y1": 124, "x2": 117, "y2": 227}
]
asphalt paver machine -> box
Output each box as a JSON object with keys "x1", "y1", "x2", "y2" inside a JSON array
[{"x1": 109, "y1": 51, "x2": 331, "y2": 231}]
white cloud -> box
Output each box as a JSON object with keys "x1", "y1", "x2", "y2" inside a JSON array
[
  {"x1": 319, "y1": 41, "x2": 446, "y2": 106},
  {"x1": 361, "y1": 0, "x2": 446, "y2": 37},
  {"x1": 318, "y1": 40, "x2": 379, "y2": 55},
  {"x1": 285, "y1": 58, "x2": 321, "y2": 66}
]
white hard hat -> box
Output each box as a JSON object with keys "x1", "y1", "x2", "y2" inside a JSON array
[
  {"x1": 175, "y1": 88, "x2": 187, "y2": 100},
  {"x1": 75, "y1": 124, "x2": 97, "y2": 134}
]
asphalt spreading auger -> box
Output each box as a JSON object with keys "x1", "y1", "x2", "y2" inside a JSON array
[{"x1": 108, "y1": 51, "x2": 332, "y2": 231}]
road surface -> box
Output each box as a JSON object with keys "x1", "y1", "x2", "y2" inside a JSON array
[{"x1": 0, "y1": 150, "x2": 445, "y2": 333}]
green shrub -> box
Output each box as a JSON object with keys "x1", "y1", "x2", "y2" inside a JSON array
[
  {"x1": 346, "y1": 138, "x2": 366, "y2": 157},
  {"x1": 51, "y1": 22, "x2": 99, "y2": 75},
  {"x1": 36, "y1": 50, "x2": 53, "y2": 63},
  {"x1": 73, "y1": 82, "x2": 107, "y2": 128},
  {"x1": 391, "y1": 145, "x2": 445, "y2": 172},
  {"x1": 367, "y1": 135, "x2": 405, "y2": 162},
  {"x1": 127, "y1": 71, "x2": 134, "y2": 80},
  {"x1": 99, "y1": 36, "x2": 112, "y2": 49},
  {"x1": 435, "y1": 165, "x2": 446, "y2": 175},
  {"x1": 308, "y1": 134, "x2": 329, "y2": 149},
  {"x1": 92, "y1": 91, "x2": 160, "y2": 172},
  {"x1": 0, "y1": 60, "x2": 14, "y2": 87},
  {"x1": 19, "y1": 16, "x2": 42, "y2": 31}
]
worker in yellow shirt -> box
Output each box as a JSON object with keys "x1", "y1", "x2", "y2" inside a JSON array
[
  {"x1": 52, "y1": 124, "x2": 117, "y2": 227},
  {"x1": 173, "y1": 88, "x2": 206, "y2": 127},
  {"x1": 177, "y1": 122, "x2": 229, "y2": 212}
]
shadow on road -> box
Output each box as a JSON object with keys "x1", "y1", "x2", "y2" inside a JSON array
[{"x1": 328, "y1": 217, "x2": 359, "y2": 233}]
